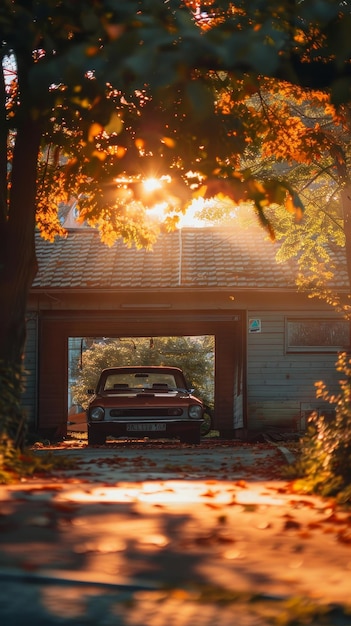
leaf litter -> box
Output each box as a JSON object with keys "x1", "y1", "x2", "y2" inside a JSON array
[{"x1": 1, "y1": 440, "x2": 351, "y2": 623}]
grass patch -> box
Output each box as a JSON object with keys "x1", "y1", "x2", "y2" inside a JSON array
[
  {"x1": 151, "y1": 586, "x2": 351, "y2": 625},
  {"x1": 0, "y1": 442, "x2": 78, "y2": 484}
]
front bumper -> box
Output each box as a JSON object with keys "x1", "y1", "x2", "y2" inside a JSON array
[{"x1": 88, "y1": 419, "x2": 203, "y2": 441}]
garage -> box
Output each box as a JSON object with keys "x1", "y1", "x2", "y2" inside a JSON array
[
  {"x1": 36, "y1": 309, "x2": 245, "y2": 439},
  {"x1": 24, "y1": 224, "x2": 347, "y2": 440}
]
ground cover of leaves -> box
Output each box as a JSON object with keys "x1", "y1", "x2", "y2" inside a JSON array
[{"x1": 0, "y1": 439, "x2": 350, "y2": 625}]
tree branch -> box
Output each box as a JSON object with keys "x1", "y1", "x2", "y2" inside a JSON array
[{"x1": 0, "y1": 58, "x2": 7, "y2": 230}]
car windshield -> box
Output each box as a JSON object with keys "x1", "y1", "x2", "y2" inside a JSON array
[{"x1": 103, "y1": 372, "x2": 185, "y2": 392}]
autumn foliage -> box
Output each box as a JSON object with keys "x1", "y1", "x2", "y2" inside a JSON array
[{"x1": 291, "y1": 352, "x2": 351, "y2": 503}]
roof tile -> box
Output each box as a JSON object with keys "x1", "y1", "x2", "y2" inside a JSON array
[{"x1": 31, "y1": 226, "x2": 348, "y2": 291}]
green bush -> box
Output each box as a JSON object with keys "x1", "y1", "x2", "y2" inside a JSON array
[
  {"x1": 292, "y1": 352, "x2": 351, "y2": 503},
  {"x1": 0, "y1": 361, "x2": 27, "y2": 449}
]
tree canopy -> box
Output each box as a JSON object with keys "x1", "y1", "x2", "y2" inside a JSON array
[
  {"x1": 2, "y1": 1, "x2": 351, "y2": 247},
  {"x1": 190, "y1": 69, "x2": 351, "y2": 315},
  {"x1": 71, "y1": 336, "x2": 215, "y2": 410}
]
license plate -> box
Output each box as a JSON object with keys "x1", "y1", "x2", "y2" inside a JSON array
[{"x1": 126, "y1": 423, "x2": 167, "y2": 432}]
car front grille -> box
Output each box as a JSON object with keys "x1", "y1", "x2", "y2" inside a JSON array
[{"x1": 109, "y1": 408, "x2": 183, "y2": 418}]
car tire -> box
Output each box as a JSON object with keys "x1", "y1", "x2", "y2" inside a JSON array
[
  {"x1": 88, "y1": 425, "x2": 106, "y2": 446},
  {"x1": 201, "y1": 406, "x2": 214, "y2": 437}
]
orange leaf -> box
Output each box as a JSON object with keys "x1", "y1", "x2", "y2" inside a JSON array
[
  {"x1": 201, "y1": 489, "x2": 217, "y2": 498},
  {"x1": 88, "y1": 122, "x2": 103, "y2": 142},
  {"x1": 337, "y1": 530, "x2": 351, "y2": 544},
  {"x1": 235, "y1": 480, "x2": 247, "y2": 488}
]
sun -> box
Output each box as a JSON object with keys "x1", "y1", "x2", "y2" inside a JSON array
[{"x1": 143, "y1": 177, "x2": 163, "y2": 193}]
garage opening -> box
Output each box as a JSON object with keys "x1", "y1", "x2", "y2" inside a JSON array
[{"x1": 67, "y1": 335, "x2": 215, "y2": 433}]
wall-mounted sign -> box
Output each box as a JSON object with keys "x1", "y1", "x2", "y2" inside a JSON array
[{"x1": 249, "y1": 318, "x2": 261, "y2": 333}]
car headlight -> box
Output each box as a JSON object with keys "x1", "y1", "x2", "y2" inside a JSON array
[
  {"x1": 188, "y1": 404, "x2": 203, "y2": 419},
  {"x1": 89, "y1": 406, "x2": 105, "y2": 421}
]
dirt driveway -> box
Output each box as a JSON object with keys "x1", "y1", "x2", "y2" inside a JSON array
[
  {"x1": 0, "y1": 439, "x2": 350, "y2": 625},
  {"x1": 34, "y1": 437, "x2": 290, "y2": 482}
]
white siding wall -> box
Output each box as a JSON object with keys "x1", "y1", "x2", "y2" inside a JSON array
[
  {"x1": 22, "y1": 313, "x2": 38, "y2": 430},
  {"x1": 247, "y1": 311, "x2": 342, "y2": 432}
]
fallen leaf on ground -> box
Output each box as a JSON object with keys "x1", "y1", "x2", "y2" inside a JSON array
[{"x1": 284, "y1": 519, "x2": 301, "y2": 530}]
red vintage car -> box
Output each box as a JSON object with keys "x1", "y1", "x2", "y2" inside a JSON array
[{"x1": 87, "y1": 365, "x2": 207, "y2": 445}]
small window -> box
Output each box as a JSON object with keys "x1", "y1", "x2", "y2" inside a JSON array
[{"x1": 286, "y1": 318, "x2": 350, "y2": 353}]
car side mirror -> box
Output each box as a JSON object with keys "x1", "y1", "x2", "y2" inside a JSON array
[{"x1": 87, "y1": 388, "x2": 95, "y2": 395}]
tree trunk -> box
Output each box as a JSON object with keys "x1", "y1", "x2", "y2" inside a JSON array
[
  {"x1": 339, "y1": 185, "x2": 351, "y2": 357},
  {"x1": 0, "y1": 120, "x2": 41, "y2": 446},
  {"x1": 341, "y1": 185, "x2": 351, "y2": 292}
]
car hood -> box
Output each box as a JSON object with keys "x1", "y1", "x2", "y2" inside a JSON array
[{"x1": 89, "y1": 390, "x2": 202, "y2": 405}]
